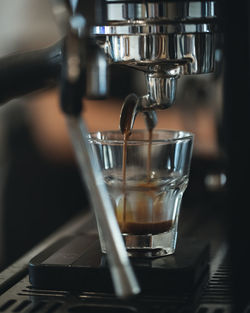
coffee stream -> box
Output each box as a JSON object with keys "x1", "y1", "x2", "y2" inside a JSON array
[
  {"x1": 147, "y1": 129, "x2": 153, "y2": 180},
  {"x1": 121, "y1": 127, "x2": 154, "y2": 234},
  {"x1": 119, "y1": 112, "x2": 173, "y2": 235},
  {"x1": 122, "y1": 131, "x2": 129, "y2": 231}
]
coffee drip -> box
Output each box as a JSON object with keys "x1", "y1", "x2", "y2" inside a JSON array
[{"x1": 118, "y1": 99, "x2": 173, "y2": 236}]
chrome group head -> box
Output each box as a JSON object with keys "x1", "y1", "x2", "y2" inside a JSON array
[{"x1": 92, "y1": 0, "x2": 217, "y2": 111}]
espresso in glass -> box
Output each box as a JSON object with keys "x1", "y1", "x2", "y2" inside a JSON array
[
  {"x1": 90, "y1": 129, "x2": 193, "y2": 257},
  {"x1": 119, "y1": 128, "x2": 173, "y2": 236}
]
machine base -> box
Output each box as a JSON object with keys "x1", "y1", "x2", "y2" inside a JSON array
[{"x1": 29, "y1": 234, "x2": 209, "y2": 295}]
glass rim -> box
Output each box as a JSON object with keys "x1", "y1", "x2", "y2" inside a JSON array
[{"x1": 89, "y1": 129, "x2": 194, "y2": 145}]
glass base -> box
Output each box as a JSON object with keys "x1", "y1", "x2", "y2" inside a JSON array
[
  {"x1": 100, "y1": 227, "x2": 177, "y2": 258},
  {"x1": 123, "y1": 227, "x2": 177, "y2": 258}
]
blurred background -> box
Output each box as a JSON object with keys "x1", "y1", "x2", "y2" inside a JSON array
[{"x1": 0, "y1": 0, "x2": 225, "y2": 270}]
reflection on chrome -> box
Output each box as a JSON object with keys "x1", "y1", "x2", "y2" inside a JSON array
[{"x1": 92, "y1": 1, "x2": 217, "y2": 110}]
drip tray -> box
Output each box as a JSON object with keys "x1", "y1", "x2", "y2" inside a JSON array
[{"x1": 29, "y1": 235, "x2": 209, "y2": 295}]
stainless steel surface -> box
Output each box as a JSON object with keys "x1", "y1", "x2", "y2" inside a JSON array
[
  {"x1": 95, "y1": 30, "x2": 215, "y2": 76},
  {"x1": 143, "y1": 109, "x2": 158, "y2": 131},
  {"x1": 66, "y1": 116, "x2": 140, "y2": 298},
  {"x1": 86, "y1": 44, "x2": 108, "y2": 98},
  {"x1": 145, "y1": 66, "x2": 181, "y2": 110},
  {"x1": 92, "y1": 0, "x2": 217, "y2": 110},
  {"x1": 103, "y1": 1, "x2": 215, "y2": 21}
]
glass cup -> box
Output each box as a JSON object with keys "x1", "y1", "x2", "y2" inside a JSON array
[{"x1": 89, "y1": 130, "x2": 194, "y2": 258}]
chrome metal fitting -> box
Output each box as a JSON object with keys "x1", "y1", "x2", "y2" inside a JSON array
[{"x1": 92, "y1": 0, "x2": 217, "y2": 110}]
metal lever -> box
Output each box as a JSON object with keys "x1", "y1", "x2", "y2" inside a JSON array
[
  {"x1": 62, "y1": 69, "x2": 141, "y2": 298},
  {"x1": 58, "y1": 3, "x2": 140, "y2": 297},
  {"x1": 66, "y1": 116, "x2": 140, "y2": 298}
]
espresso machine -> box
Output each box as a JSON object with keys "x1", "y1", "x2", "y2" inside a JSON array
[
  {"x1": 0, "y1": 0, "x2": 249, "y2": 312},
  {"x1": 52, "y1": 0, "x2": 217, "y2": 299}
]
